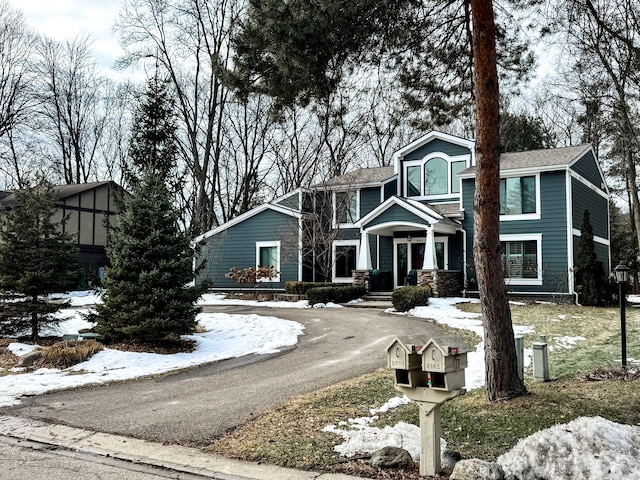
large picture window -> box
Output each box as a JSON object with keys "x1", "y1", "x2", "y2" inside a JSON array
[
  {"x1": 500, "y1": 176, "x2": 536, "y2": 216},
  {"x1": 333, "y1": 240, "x2": 358, "y2": 282},
  {"x1": 424, "y1": 157, "x2": 448, "y2": 195},
  {"x1": 255, "y1": 241, "x2": 280, "y2": 282},
  {"x1": 404, "y1": 154, "x2": 468, "y2": 198},
  {"x1": 501, "y1": 238, "x2": 540, "y2": 282}
]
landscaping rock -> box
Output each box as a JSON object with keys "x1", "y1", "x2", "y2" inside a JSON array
[
  {"x1": 441, "y1": 448, "x2": 463, "y2": 469},
  {"x1": 370, "y1": 446, "x2": 415, "y2": 470},
  {"x1": 450, "y1": 459, "x2": 505, "y2": 480},
  {"x1": 17, "y1": 350, "x2": 42, "y2": 367}
]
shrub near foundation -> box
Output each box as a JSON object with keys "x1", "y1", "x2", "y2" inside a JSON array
[
  {"x1": 391, "y1": 285, "x2": 432, "y2": 312},
  {"x1": 305, "y1": 286, "x2": 367, "y2": 305}
]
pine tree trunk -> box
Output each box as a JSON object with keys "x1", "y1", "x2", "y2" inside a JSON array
[{"x1": 470, "y1": 0, "x2": 527, "y2": 401}]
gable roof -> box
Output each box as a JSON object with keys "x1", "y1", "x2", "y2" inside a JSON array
[
  {"x1": 393, "y1": 131, "x2": 475, "y2": 161},
  {"x1": 458, "y1": 144, "x2": 592, "y2": 177},
  {"x1": 0, "y1": 181, "x2": 121, "y2": 208},
  {"x1": 193, "y1": 202, "x2": 306, "y2": 245}
]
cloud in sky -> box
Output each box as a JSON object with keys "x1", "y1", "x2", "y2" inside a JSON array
[{"x1": 6, "y1": 0, "x2": 123, "y2": 73}]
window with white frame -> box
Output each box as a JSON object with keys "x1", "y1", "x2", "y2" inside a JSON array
[
  {"x1": 255, "y1": 241, "x2": 280, "y2": 282},
  {"x1": 500, "y1": 234, "x2": 542, "y2": 285},
  {"x1": 404, "y1": 154, "x2": 468, "y2": 198},
  {"x1": 500, "y1": 176, "x2": 537, "y2": 217},
  {"x1": 334, "y1": 190, "x2": 359, "y2": 226},
  {"x1": 333, "y1": 240, "x2": 358, "y2": 282}
]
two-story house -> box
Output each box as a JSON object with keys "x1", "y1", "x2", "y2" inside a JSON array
[{"x1": 194, "y1": 131, "x2": 611, "y2": 301}]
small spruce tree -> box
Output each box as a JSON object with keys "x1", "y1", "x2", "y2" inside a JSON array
[
  {"x1": 0, "y1": 180, "x2": 79, "y2": 339},
  {"x1": 576, "y1": 210, "x2": 605, "y2": 306},
  {"x1": 95, "y1": 77, "x2": 205, "y2": 343}
]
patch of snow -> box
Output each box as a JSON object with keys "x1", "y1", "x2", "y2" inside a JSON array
[
  {"x1": 498, "y1": 416, "x2": 640, "y2": 479},
  {"x1": 312, "y1": 302, "x2": 343, "y2": 308},
  {"x1": 199, "y1": 293, "x2": 310, "y2": 309},
  {"x1": 554, "y1": 336, "x2": 586, "y2": 349},
  {"x1": 0, "y1": 310, "x2": 304, "y2": 407}
]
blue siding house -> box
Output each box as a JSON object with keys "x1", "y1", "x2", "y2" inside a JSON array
[{"x1": 194, "y1": 131, "x2": 611, "y2": 301}]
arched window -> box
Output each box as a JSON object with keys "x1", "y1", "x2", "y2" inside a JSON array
[{"x1": 424, "y1": 157, "x2": 448, "y2": 195}]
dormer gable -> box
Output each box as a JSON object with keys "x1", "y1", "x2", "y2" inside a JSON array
[{"x1": 392, "y1": 131, "x2": 474, "y2": 201}]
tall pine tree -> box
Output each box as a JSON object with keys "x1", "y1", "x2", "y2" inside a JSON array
[
  {"x1": 0, "y1": 180, "x2": 79, "y2": 340},
  {"x1": 95, "y1": 78, "x2": 205, "y2": 343}
]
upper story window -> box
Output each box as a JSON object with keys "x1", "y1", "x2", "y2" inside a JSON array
[
  {"x1": 404, "y1": 154, "x2": 468, "y2": 198},
  {"x1": 500, "y1": 175, "x2": 538, "y2": 219},
  {"x1": 333, "y1": 190, "x2": 359, "y2": 226}
]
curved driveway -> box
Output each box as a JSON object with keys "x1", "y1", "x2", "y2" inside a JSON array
[{"x1": 5, "y1": 305, "x2": 442, "y2": 447}]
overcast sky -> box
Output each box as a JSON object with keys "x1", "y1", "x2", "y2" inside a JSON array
[{"x1": 6, "y1": 0, "x2": 123, "y2": 73}]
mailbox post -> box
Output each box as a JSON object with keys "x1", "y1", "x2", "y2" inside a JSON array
[{"x1": 386, "y1": 335, "x2": 469, "y2": 477}]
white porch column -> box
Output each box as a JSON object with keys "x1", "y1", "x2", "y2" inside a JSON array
[
  {"x1": 422, "y1": 226, "x2": 437, "y2": 270},
  {"x1": 357, "y1": 231, "x2": 372, "y2": 270}
]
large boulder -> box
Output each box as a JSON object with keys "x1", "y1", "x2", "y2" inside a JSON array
[
  {"x1": 450, "y1": 459, "x2": 505, "y2": 480},
  {"x1": 17, "y1": 349, "x2": 42, "y2": 367},
  {"x1": 370, "y1": 446, "x2": 415, "y2": 470}
]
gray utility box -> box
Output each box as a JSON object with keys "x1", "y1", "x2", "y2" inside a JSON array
[{"x1": 387, "y1": 335, "x2": 469, "y2": 392}]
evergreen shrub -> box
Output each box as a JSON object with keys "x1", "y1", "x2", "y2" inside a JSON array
[
  {"x1": 391, "y1": 286, "x2": 432, "y2": 312},
  {"x1": 305, "y1": 286, "x2": 366, "y2": 305},
  {"x1": 285, "y1": 281, "x2": 351, "y2": 295}
]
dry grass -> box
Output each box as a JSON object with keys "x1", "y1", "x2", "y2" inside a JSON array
[
  {"x1": 208, "y1": 302, "x2": 640, "y2": 476},
  {"x1": 35, "y1": 340, "x2": 104, "y2": 368}
]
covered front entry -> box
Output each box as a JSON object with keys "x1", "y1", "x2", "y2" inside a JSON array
[{"x1": 353, "y1": 197, "x2": 463, "y2": 294}]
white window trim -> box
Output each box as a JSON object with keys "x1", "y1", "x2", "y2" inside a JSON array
[
  {"x1": 332, "y1": 239, "x2": 359, "y2": 283},
  {"x1": 332, "y1": 190, "x2": 360, "y2": 228},
  {"x1": 255, "y1": 241, "x2": 281, "y2": 282},
  {"x1": 435, "y1": 236, "x2": 449, "y2": 270},
  {"x1": 403, "y1": 153, "x2": 470, "y2": 200},
  {"x1": 500, "y1": 174, "x2": 541, "y2": 221},
  {"x1": 500, "y1": 233, "x2": 543, "y2": 286}
]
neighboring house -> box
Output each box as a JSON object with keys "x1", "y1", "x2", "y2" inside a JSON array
[
  {"x1": 195, "y1": 131, "x2": 611, "y2": 301},
  {"x1": 0, "y1": 181, "x2": 123, "y2": 287}
]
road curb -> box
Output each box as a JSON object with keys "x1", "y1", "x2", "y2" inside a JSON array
[{"x1": 0, "y1": 415, "x2": 360, "y2": 480}]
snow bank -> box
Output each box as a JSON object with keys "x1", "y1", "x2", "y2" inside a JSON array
[{"x1": 498, "y1": 416, "x2": 640, "y2": 479}]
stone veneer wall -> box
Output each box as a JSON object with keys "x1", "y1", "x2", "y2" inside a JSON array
[
  {"x1": 417, "y1": 269, "x2": 463, "y2": 297},
  {"x1": 352, "y1": 270, "x2": 370, "y2": 289}
]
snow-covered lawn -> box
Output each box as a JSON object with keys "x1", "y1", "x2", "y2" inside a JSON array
[{"x1": 2, "y1": 292, "x2": 639, "y2": 478}]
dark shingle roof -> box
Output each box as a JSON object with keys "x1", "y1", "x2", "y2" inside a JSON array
[
  {"x1": 0, "y1": 181, "x2": 116, "y2": 207},
  {"x1": 316, "y1": 166, "x2": 395, "y2": 188},
  {"x1": 461, "y1": 144, "x2": 592, "y2": 175}
]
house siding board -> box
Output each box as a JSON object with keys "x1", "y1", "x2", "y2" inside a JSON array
[
  {"x1": 384, "y1": 180, "x2": 397, "y2": 200},
  {"x1": 573, "y1": 236, "x2": 610, "y2": 272},
  {"x1": 570, "y1": 151, "x2": 605, "y2": 190},
  {"x1": 378, "y1": 235, "x2": 394, "y2": 275},
  {"x1": 360, "y1": 187, "x2": 381, "y2": 217},
  {"x1": 335, "y1": 228, "x2": 361, "y2": 242},
  {"x1": 461, "y1": 172, "x2": 570, "y2": 293},
  {"x1": 364, "y1": 204, "x2": 429, "y2": 229},
  {"x1": 403, "y1": 138, "x2": 471, "y2": 161},
  {"x1": 276, "y1": 193, "x2": 299, "y2": 210},
  {"x1": 196, "y1": 209, "x2": 299, "y2": 289},
  {"x1": 571, "y1": 178, "x2": 609, "y2": 239}
]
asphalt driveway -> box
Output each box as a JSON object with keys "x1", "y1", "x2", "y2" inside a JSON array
[{"x1": 4, "y1": 305, "x2": 442, "y2": 446}]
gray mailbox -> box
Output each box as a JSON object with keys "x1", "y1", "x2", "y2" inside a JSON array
[
  {"x1": 386, "y1": 335, "x2": 428, "y2": 388},
  {"x1": 418, "y1": 336, "x2": 469, "y2": 391}
]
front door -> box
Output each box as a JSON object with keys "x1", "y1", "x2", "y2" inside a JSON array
[{"x1": 394, "y1": 237, "x2": 449, "y2": 287}]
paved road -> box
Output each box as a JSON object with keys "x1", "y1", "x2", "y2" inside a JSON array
[
  {"x1": 4, "y1": 305, "x2": 442, "y2": 447},
  {"x1": 0, "y1": 435, "x2": 213, "y2": 480}
]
